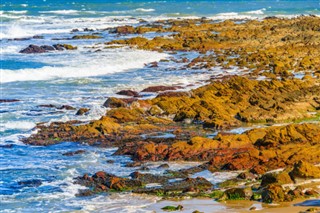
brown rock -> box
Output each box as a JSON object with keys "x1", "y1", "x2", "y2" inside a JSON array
[
  {"x1": 141, "y1": 85, "x2": 180, "y2": 93},
  {"x1": 261, "y1": 172, "x2": 293, "y2": 187},
  {"x1": 262, "y1": 184, "x2": 287, "y2": 203},
  {"x1": 19, "y1": 45, "x2": 48, "y2": 54},
  {"x1": 113, "y1": 26, "x2": 135, "y2": 34},
  {"x1": 221, "y1": 187, "x2": 253, "y2": 200},
  {"x1": 103, "y1": 97, "x2": 127, "y2": 108},
  {"x1": 116, "y1": 90, "x2": 140, "y2": 97},
  {"x1": 76, "y1": 108, "x2": 90, "y2": 115},
  {"x1": 156, "y1": 91, "x2": 190, "y2": 98}
]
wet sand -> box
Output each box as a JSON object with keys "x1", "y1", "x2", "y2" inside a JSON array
[{"x1": 144, "y1": 198, "x2": 320, "y2": 213}]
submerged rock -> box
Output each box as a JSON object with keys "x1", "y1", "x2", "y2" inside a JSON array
[
  {"x1": 161, "y1": 205, "x2": 183, "y2": 212},
  {"x1": 0, "y1": 99, "x2": 20, "y2": 103},
  {"x1": 62, "y1": 150, "x2": 86, "y2": 156},
  {"x1": 0, "y1": 144, "x2": 14, "y2": 148},
  {"x1": 18, "y1": 179, "x2": 42, "y2": 187},
  {"x1": 38, "y1": 104, "x2": 75, "y2": 110}
]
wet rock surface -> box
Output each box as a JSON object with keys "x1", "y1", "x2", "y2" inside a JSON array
[
  {"x1": 62, "y1": 150, "x2": 86, "y2": 156},
  {"x1": 141, "y1": 85, "x2": 181, "y2": 93},
  {"x1": 20, "y1": 44, "x2": 77, "y2": 54},
  {"x1": 116, "y1": 90, "x2": 140, "y2": 97},
  {"x1": 76, "y1": 108, "x2": 90, "y2": 115},
  {"x1": 75, "y1": 171, "x2": 143, "y2": 193},
  {"x1": 18, "y1": 179, "x2": 43, "y2": 187}
]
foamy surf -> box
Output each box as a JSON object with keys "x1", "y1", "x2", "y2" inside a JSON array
[
  {"x1": 1, "y1": 49, "x2": 168, "y2": 83},
  {"x1": 39, "y1": 10, "x2": 80, "y2": 15},
  {"x1": 6, "y1": 10, "x2": 28, "y2": 14},
  {"x1": 0, "y1": 24, "x2": 70, "y2": 39},
  {"x1": 135, "y1": 8, "x2": 156, "y2": 12},
  {"x1": 244, "y1": 8, "x2": 266, "y2": 15},
  {"x1": 0, "y1": 121, "x2": 36, "y2": 132}
]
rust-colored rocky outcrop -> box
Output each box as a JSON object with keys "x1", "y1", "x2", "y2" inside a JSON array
[
  {"x1": 115, "y1": 123, "x2": 320, "y2": 172},
  {"x1": 19, "y1": 16, "x2": 320, "y2": 206},
  {"x1": 108, "y1": 16, "x2": 320, "y2": 77}
]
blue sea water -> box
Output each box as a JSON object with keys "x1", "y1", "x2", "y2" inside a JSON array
[{"x1": 0, "y1": 1, "x2": 319, "y2": 212}]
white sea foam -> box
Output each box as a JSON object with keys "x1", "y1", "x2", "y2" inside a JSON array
[
  {"x1": 79, "y1": 194, "x2": 159, "y2": 213},
  {"x1": 0, "y1": 24, "x2": 39, "y2": 39},
  {"x1": 191, "y1": 170, "x2": 240, "y2": 185},
  {"x1": 1, "y1": 49, "x2": 168, "y2": 83},
  {"x1": 20, "y1": 4, "x2": 28, "y2": 7},
  {"x1": 210, "y1": 12, "x2": 254, "y2": 20},
  {"x1": 0, "y1": 45, "x2": 21, "y2": 54},
  {"x1": 135, "y1": 8, "x2": 155, "y2": 12},
  {"x1": 0, "y1": 15, "x2": 140, "y2": 39},
  {"x1": 0, "y1": 14, "x2": 25, "y2": 20},
  {"x1": 39, "y1": 10, "x2": 79, "y2": 15},
  {"x1": 7, "y1": 10, "x2": 28, "y2": 14},
  {"x1": 244, "y1": 8, "x2": 266, "y2": 15},
  {"x1": 0, "y1": 121, "x2": 36, "y2": 132}
]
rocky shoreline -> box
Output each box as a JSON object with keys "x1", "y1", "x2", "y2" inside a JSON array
[{"x1": 23, "y1": 16, "x2": 320, "y2": 211}]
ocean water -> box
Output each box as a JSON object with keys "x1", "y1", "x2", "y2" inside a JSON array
[{"x1": 1, "y1": 0, "x2": 319, "y2": 212}]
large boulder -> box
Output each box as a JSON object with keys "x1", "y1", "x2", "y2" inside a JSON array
[
  {"x1": 20, "y1": 45, "x2": 47, "y2": 54},
  {"x1": 260, "y1": 172, "x2": 293, "y2": 187},
  {"x1": 221, "y1": 187, "x2": 253, "y2": 200},
  {"x1": 289, "y1": 161, "x2": 320, "y2": 181},
  {"x1": 103, "y1": 97, "x2": 127, "y2": 108},
  {"x1": 261, "y1": 184, "x2": 287, "y2": 203}
]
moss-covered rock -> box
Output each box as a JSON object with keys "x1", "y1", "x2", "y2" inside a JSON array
[
  {"x1": 161, "y1": 205, "x2": 183, "y2": 211},
  {"x1": 260, "y1": 172, "x2": 293, "y2": 187},
  {"x1": 261, "y1": 184, "x2": 287, "y2": 203},
  {"x1": 221, "y1": 187, "x2": 253, "y2": 200}
]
